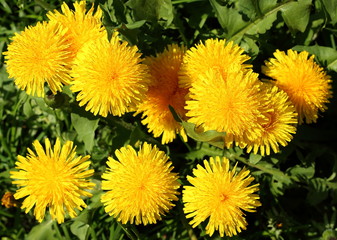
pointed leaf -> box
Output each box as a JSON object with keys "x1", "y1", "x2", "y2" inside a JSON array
[
  {"x1": 169, "y1": 106, "x2": 226, "y2": 148},
  {"x1": 321, "y1": 0, "x2": 337, "y2": 24},
  {"x1": 126, "y1": 0, "x2": 173, "y2": 26},
  {"x1": 71, "y1": 113, "x2": 99, "y2": 152},
  {"x1": 209, "y1": 0, "x2": 246, "y2": 39},
  {"x1": 281, "y1": 0, "x2": 312, "y2": 33},
  {"x1": 26, "y1": 220, "x2": 58, "y2": 240}
]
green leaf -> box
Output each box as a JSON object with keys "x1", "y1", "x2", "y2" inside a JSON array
[
  {"x1": 322, "y1": 229, "x2": 337, "y2": 240},
  {"x1": 126, "y1": 0, "x2": 173, "y2": 26},
  {"x1": 292, "y1": 44, "x2": 337, "y2": 71},
  {"x1": 26, "y1": 220, "x2": 58, "y2": 240},
  {"x1": 169, "y1": 106, "x2": 226, "y2": 148},
  {"x1": 209, "y1": 0, "x2": 246, "y2": 39},
  {"x1": 184, "y1": 143, "x2": 224, "y2": 161},
  {"x1": 281, "y1": 0, "x2": 312, "y2": 33},
  {"x1": 244, "y1": 0, "x2": 278, "y2": 36},
  {"x1": 240, "y1": 36, "x2": 260, "y2": 58},
  {"x1": 71, "y1": 113, "x2": 99, "y2": 152},
  {"x1": 307, "y1": 178, "x2": 330, "y2": 205},
  {"x1": 70, "y1": 220, "x2": 90, "y2": 240},
  {"x1": 23, "y1": 99, "x2": 34, "y2": 118},
  {"x1": 288, "y1": 165, "x2": 315, "y2": 181},
  {"x1": 321, "y1": 0, "x2": 337, "y2": 24},
  {"x1": 249, "y1": 153, "x2": 262, "y2": 164},
  {"x1": 125, "y1": 20, "x2": 147, "y2": 29}
]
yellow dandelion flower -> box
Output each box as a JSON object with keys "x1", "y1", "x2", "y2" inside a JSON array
[
  {"x1": 246, "y1": 84, "x2": 298, "y2": 156},
  {"x1": 3, "y1": 21, "x2": 73, "y2": 97},
  {"x1": 101, "y1": 142, "x2": 180, "y2": 225},
  {"x1": 262, "y1": 49, "x2": 332, "y2": 124},
  {"x1": 10, "y1": 138, "x2": 95, "y2": 224},
  {"x1": 47, "y1": 0, "x2": 106, "y2": 55},
  {"x1": 179, "y1": 38, "x2": 252, "y2": 88},
  {"x1": 70, "y1": 34, "x2": 150, "y2": 117},
  {"x1": 185, "y1": 69, "x2": 266, "y2": 148},
  {"x1": 136, "y1": 44, "x2": 188, "y2": 144},
  {"x1": 183, "y1": 156, "x2": 261, "y2": 237}
]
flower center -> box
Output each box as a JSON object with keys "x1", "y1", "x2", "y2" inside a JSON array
[
  {"x1": 262, "y1": 112, "x2": 276, "y2": 130},
  {"x1": 220, "y1": 193, "x2": 229, "y2": 202}
]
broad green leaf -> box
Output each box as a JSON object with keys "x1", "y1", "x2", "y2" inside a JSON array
[
  {"x1": 230, "y1": 0, "x2": 295, "y2": 41},
  {"x1": 281, "y1": 0, "x2": 312, "y2": 33},
  {"x1": 26, "y1": 220, "x2": 58, "y2": 240},
  {"x1": 292, "y1": 44, "x2": 337, "y2": 72},
  {"x1": 169, "y1": 106, "x2": 226, "y2": 148},
  {"x1": 70, "y1": 220, "x2": 90, "y2": 240},
  {"x1": 321, "y1": 0, "x2": 337, "y2": 24},
  {"x1": 237, "y1": 0, "x2": 257, "y2": 19},
  {"x1": 287, "y1": 165, "x2": 315, "y2": 181},
  {"x1": 249, "y1": 153, "x2": 262, "y2": 164},
  {"x1": 23, "y1": 99, "x2": 34, "y2": 118},
  {"x1": 259, "y1": 0, "x2": 278, "y2": 13},
  {"x1": 209, "y1": 0, "x2": 246, "y2": 39},
  {"x1": 125, "y1": 20, "x2": 147, "y2": 29},
  {"x1": 71, "y1": 113, "x2": 99, "y2": 152},
  {"x1": 245, "y1": 7, "x2": 278, "y2": 35},
  {"x1": 126, "y1": 0, "x2": 174, "y2": 26},
  {"x1": 240, "y1": 36, "x2": 260, "y2": 58},
  {"x1": 322, "y1": 229, "x2": 337, "y2": 240}
]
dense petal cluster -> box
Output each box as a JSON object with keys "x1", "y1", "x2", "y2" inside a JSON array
[
  {"x1": 185, "y1": 69, "x2": 265, "y2": 148},
  {"x1": 3, "y1": 21, "x2": 73, "y2": 97},
  {"x1": 183, "y1": 156, "x2": 261, "y2": 237},
  {"x1": 245, "y1": 84, "x2": 298, "y2": 156},
  {"x1": 71, "y1": 33, "x2": 150, "y2": 117},
  {"x1": 262, "y1": 49, "x2": 332, "y2": 124},
  {"x1": 10, "y1": 138, "x2": 95, "y2": 223},
  {"x1": 180, "y1": 39, "x2": 300, "y2": 155},
  {"x1": 137, "y1": 44, "x2": 188, "y2": 144},
  {"x1": 47, "y1": 0, "x2": 106, "y2": 55},
  {"x1": 101, "y1": 143, "x2": 180, "y2": 225},
  {"x1": 179, "y1": 38, "x2": 252, "y2": 88}
]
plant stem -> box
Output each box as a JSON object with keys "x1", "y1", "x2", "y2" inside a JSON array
[{"x1": 177, "y1": 202, "x2": 198, "y2": 240}]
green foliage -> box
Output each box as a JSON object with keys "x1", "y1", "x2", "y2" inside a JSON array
[{"x1": 1, "y1": 0, "x2": 337, "y2": 239}]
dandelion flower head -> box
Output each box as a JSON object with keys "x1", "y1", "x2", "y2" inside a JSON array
[
  {"x1": 10, "y1": 138, "x2": 95, "y2": 223},
  {"x1": 183, "y1": 156, "x2": 261, "y2": 237},
  {"x1": 179, "y1": 38, "x2": 252, "y2": 88},
  {"x1": 101, "y1": 142, "x2": 180, "y2": 225},
  {"x1": 3, "y1": 21, "x2": 73, "y2": 97},
  {"x1": 185, "y1": 69, "x2": 266, "y2": 148},
  {"x1": 262, "y1": 49, "x2": 332, "y2": 124},
  {"x1": 70, "y1": 33, "x2": 150, "y2": 117},
  {"x1": 245, "y1": 84, "x2": 298, "y2": 156},
  {"x1": 137, "y1": 44, "x2": 188, "y2": 144},
  {"x1": 47, "y1": 0, "x2": 107, "y2": 55}
]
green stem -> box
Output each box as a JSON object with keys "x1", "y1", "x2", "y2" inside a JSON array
[
  {"x1": 106, "y1": 116, "x2": 135, "y2": 131},
  {"x1": 172, "y1": 0, "x2": 203, "y2": 4},
  {"x1": 177, "y1": 202, "x2": 198, "y2": 240},
  {"x1": 53, "y1": 221, "x2": 64, "y2": 239},
  {"x1": 227, "y1": 154, "x2": 292, "y2": 183},
  {"x1": 88, "y1": 226, "x2": 97, "y2": 240},
  {"x1": 118, "y1": 222, "x2": 138, "y2": 240},
  {"x1": 61, "y1": 224, "x2": 71, "y2": 240}
]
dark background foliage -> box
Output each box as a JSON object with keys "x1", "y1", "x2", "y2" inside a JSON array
[{"x1": 1, "y1": 0, "x2": 337, "y2": 239}]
